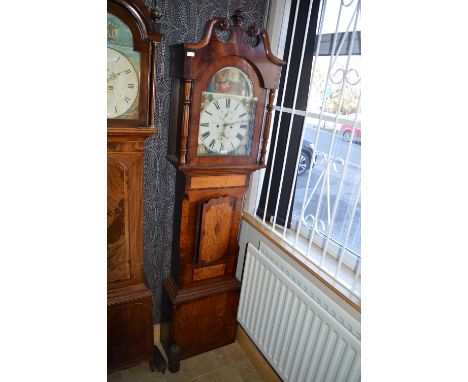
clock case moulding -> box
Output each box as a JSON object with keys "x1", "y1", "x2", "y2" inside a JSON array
[
  {"x1": 162, "y1": 10, "x2": 285, "y2": 360},
  {"x1": 107, "y1": 0, "x2": 162, "y2": 374}
]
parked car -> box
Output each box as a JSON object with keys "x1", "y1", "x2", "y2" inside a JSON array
[
  {"x1": 341, "y1": 124, "x2": 361, "y2": 143},
  {"x1": 297, "y1": 138, "x2": 316, "y2": 176}
]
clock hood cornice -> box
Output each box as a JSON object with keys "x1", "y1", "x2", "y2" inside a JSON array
[
  {"x1": 109, "y1": 0, "x2": 161, "y2": 42},
  {"x1": 171, "y1": 9, "x2": 285, "y2": 90}
]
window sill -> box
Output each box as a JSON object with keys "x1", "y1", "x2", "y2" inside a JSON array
[{"x1": 241, "y1": 212, "x2": 361, "y2": 312}]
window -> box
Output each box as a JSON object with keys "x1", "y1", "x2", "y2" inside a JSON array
[{"x1": 251, "y1": 0, "x2": 361, "y2": 297}]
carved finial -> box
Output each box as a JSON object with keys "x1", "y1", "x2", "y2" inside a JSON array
[
  {"x1": 248, "y1": 24, "x2": 260, "y2": 36},
  {"x1": 217, "y1": 17, "x2": 229, "y2": 30},
  {"x1": 150, "y1": 6, "x2": 163, "y2": 21},
  {"x1": 232, "y1": 9, "x2": 244, "y2": 26}
]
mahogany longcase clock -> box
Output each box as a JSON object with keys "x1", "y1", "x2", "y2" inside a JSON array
[
  {"x1": 107, "y1": 0, "x2": 161, "y2": 373},
  {"x1": 161, "y1": 10, "x2": 285, "y2": 359}
]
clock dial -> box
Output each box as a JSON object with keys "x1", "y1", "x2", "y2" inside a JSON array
[
  {"x1": 107, "y1": 47, "x2": 139, "y2": 119},
  {"x1": 199, "y1": 97, "x2": 251, "y2": 154},
  {"x1": 198, "y1": 67, "x2": 257, "y2": 157}
]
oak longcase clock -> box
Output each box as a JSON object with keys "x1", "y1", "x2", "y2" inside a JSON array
[
  {"x1": 107, "y1": 0, "x2": 161, "y2": 374},
  {"x1": 162, "y1": 10, "x2": 285, "y2": 359}
]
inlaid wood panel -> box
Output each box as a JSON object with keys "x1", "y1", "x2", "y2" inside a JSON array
[
  {"x1": 173, "y1": 180, "x2": 245, "y2": 288},
  {"x1": 107, "y1": 151, "x2": 145, "y2": 290},
  {"x1": 190, "y1": 175, "x2": 246, "y2": 189},
  {"x1": 198, "y1": 196, "x2": 235, "y2": 265},
  {"x1": 107, "y1": 159, "x2": 131, "y2": 283},
  {"x1": 193, "y1": 264, "x2": 226, "y2": 281}
]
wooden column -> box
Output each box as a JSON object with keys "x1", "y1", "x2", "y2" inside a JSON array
[
  {"x1": 147, "y1": 40, "x2": 158, "y2": 127},
  {"x1": 178, "y1": 80, "x2": 192, "y2": 165},
  {"x1": 260, "y1": 88, "x2": 276, "y2": 165}
]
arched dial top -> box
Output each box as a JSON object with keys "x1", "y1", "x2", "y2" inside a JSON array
[{"x1": 198, "y1": 67, "x2": 257, "y2": 157}]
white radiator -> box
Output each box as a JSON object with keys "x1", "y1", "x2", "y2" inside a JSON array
[{"x1": 237, "y1": 243, "x2": 361, "y2": 382}]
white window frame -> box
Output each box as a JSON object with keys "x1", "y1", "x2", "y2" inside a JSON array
[{"x1": 243, "y1": 0, "x2": 361, "y2": 300}]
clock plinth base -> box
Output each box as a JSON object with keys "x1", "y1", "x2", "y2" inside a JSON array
[
  {"x1": 107, "y1": 284, "x2": 155, "y2": 373},
  {"x1": 161, "y1": 276, "x2": 240, "y2": 359}
]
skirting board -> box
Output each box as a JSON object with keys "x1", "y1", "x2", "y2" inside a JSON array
[{"x1": 236, "y1": 324, "x2": 281, "y2": 382}]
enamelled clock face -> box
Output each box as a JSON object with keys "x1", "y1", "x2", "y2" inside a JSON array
[
  {"x1": 198, "y1": 67, "x2": 257, "y2": 156},
  {"x1": 107, "y1": 47, "x2": 139, "y2": 118},
  {"x1": 107, "y1": 13, "x2": 141, "y2": 120}
]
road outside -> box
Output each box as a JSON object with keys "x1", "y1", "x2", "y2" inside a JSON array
[{"x1": 293, "y1": 123, "x2": 361, "y2": 257}]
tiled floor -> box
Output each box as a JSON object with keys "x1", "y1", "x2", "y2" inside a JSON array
[{"x1": 108, "y1": 342, "x2": 264, "y2": 382}]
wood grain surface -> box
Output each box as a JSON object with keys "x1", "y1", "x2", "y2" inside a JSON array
[
  {"x1": 193, "y1": 264, "x2": 226, "y2": 281},
  {"x1": 198, "y1": 196, "x2": 235, "y2": 264},
  {"x1": 190, "y1": 175, "x2": 246, "y2": 189},
  {"x1": 107, "y1": 159, "x2": 131, "y2": 283}
]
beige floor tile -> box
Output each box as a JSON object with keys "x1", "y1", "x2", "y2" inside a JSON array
[
  {"x1": 108, "y1": 362, "x2": 166, "y2": 382},
  {"x1": 232, "y1": 358, "x2": 264, "y2": 381},
  {"x1": 219, "y1": 342, "x2": 248, "y2": 364},
  {"x1": 191, "y1": 365, "x2": 244, "y2": 382},
  {"x1": 163, "y1": 368, "x2": 192, "y2": 382},
  {"x1": 107, "y1": 371, "x2": 123, "y2": 382},
  {"x1": 233, "y1": 358, "x2": 255, "y2": 373},
  {"x1": 107, "y1": 341, "x2": 264, "y2": 382},
  {"x1": 237, "y1": 370, "x2": 264, "y2": 382},
  {"x1": 181, "y1": 348, "x2": 230, "y2": 379}
]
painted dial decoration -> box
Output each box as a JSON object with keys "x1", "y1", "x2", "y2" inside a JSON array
[
  {"x1": 107, "y1": 48, "x2": 139, "y2": 118},
  {"x1": 198, "y1": 67, "x2": 257, "y2": 156}
]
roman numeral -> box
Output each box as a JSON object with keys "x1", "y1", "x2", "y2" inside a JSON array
[
  {"x1": 226, "y1": 98, "x2": 230, "y2": 108},
  {"x1": 234, "y1": 103, "x2": 240, "y2": 110},
  {"x1": 231, "y1": 141, "x2": 235, "y2": 149},
  {"x1": 124, "y1": 96, "x2": 130, "y2": 103},
  {"x1": 128, "y1": 84, "x2": 135, "y2": 88},
  {"x1": 240, "y1": 124, "x2": 247, "y2": 129},
  {"x1": 114, "y1": 106, "x2": 117, "y2": 113},
  {"x1": 213, "y1": 101, "x2": 220, "y2": 109},
  {"x1": 205, "y1": 110, "x2": 213, "y2": 116},
  {"x1": 236, "y1": 133, "x2": 244, "y2": 141},
  {"x1": 209, "y1": 139, "x2": 216, "y2": 148},
  {"x1": 125, "y1": 69, "x2": 131, "y2": 74},
  {"x1": 238, "y1": 113, "x2": 246, "y2": 118},
  {"x1": 116, "y1": 57, "x2": 120, "y2": 62},
  {"x1": 220, "y1": 142, "x2": 224, "y2": 151},
  {"x1": 202, "y1": 131, "x2": 210, "y2": 139},
  {"x1": 201, "y1": 123, "x2": 209, "y2": 127}
]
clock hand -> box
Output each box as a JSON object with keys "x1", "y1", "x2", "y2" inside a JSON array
[
  {"x1": 223, "y1": 120, "x2": 244, "y2": 127},
  {"x1": 108, "y1": 70, "x2": 126, "y2": 82}
]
